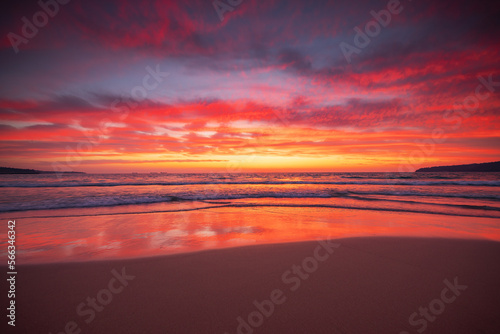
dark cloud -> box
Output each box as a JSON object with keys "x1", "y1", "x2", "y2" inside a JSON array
[{"x1": 0, "y1": 0, "x2": 499, "y2": 170}]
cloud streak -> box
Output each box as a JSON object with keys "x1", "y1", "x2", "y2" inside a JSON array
[{"x1": 0, "y1": 0, "x2": 499, "y2": 172}]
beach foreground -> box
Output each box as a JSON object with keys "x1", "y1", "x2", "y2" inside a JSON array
[{"x1": 4, "y1": 237, "x2": 500, "y2": 333}]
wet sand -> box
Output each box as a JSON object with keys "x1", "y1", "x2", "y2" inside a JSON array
[{"x1": 4, "y1": 204, "x2": 500, "y2": 264}]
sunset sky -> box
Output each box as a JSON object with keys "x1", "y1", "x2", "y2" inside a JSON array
[{"x1": 0, "y1": 0, "x2": 499, "y2": 173}]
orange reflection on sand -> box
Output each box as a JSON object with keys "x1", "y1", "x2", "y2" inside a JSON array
[{"x1": 7, "y1": 202, "x2": 500, "y2": 264}]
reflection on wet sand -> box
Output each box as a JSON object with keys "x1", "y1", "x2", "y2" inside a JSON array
[{"x1": 7, "y1": 198, "x2": 500, "y2": 264}]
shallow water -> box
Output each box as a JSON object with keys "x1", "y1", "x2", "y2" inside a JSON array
[{"x1": 1, "y1": 172, "x2": 499, "y2": 263}]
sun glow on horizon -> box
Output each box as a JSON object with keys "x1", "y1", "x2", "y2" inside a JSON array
[{"x1": 0, "y1": 0, "x2": 499, "y2": 172}]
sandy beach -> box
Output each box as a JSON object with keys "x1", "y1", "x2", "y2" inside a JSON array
[
  {"x1": 4, "y1": 236, "x2": 500, "y2": 333},
  {"x1": 2, "y1": 0, "x2": 500, "y2": 332},
  {"x1": 2, "y1": 176, "x2": 499, "y2": 333}
]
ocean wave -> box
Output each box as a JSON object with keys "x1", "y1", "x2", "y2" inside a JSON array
[
  {"x1": 0, "y1": 195, "x2": 180, "y2": 212},
  {"x1": 2, "y1": 190, "x2": 499, "y2": 213},
  {"x1": 341, "y1": 175, "x2": 459, "y2": 180},
  {"x1": 328, "y1": 190, "x2": 500, "y2": 201},
  {"x1": 7, "y1": 202, "x2": 500, "y2": 220},
  {"x1": 1, "y1": 180, "x2": 500, "y2": 187}
]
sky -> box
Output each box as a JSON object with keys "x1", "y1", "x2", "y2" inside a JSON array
[{"x1": 0, "y1": 0, "x2": 499, "y2": 173}]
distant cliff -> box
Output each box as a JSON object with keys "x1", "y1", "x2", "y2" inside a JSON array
[
  {"x1": 416, "y1": 161, "x2": 500, "y2": 172},
  {"x1": 0, "y1": 167, "x2": 85, "y2": 174}
]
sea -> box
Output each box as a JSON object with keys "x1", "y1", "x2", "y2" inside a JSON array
[{"x1": 1, "y1": 172, "x2": 499, "y2": 263}]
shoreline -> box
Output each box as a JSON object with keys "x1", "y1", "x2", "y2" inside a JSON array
[
  {"x1": 3, "y1": 200, "x2": 500, "y2": 220},
  {"x1": 4, "y1": 204, "x2": 500, "y2": 265},
  {"x1": 4, "y1": 236, "x2": 500, "y2": 333},
  {"x1": 4, "y1": 205, "x2": 500, "y2": 265}
]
